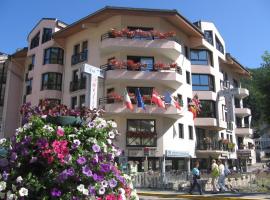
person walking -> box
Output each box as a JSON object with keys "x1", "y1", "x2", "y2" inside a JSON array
[
  {"x1": 211, "y1": 159, "x2": 219, "y2": 193},
  {"x1": 189, "y1": 161, "x2": 203, "y2": 195},
  {"x1": 217, "y1": 160, "x2": 227, "y2": 192}
]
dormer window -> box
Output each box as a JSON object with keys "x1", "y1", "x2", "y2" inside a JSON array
[
  {"x1": 30, "y1": 32, "x2": 40, "y2": 49},
  {"x1": 42, "y1": 28, "x2": 52, "y2": 43},
  {"x1": 204, "y1": 30, "x2": 213, "y2": 45}
]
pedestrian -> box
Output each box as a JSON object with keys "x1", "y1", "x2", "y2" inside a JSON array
[
  {"x1": 189, "y1": 161, "x2": 203, "y2": 195},
  {"x1": 211, "y1": 159, "x2": 219, "y2": 193},
  {"x1": 217, "y1": 160, "x2": 227, "y2": 192}
]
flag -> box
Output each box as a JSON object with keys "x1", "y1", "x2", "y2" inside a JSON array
[
  {"x1": 151, "y1": 89, "x2": 165, "y2": 109},
  {"x1": 189, "y1": 106, "x2": 197, "y2": 119},
  {"x1": 164, "y1": 92, "x2": 181, "y2": 110},
  {"x1": 135, "y1": 88, "x2": 146, "y2": 110},
  {"x1": 124, "y1": 89, "x2": 134, "y2": 111}
]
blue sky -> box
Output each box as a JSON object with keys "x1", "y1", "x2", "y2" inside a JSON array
[{"x1": 1, "y1": 0, "x2": 269, "y2": 68}]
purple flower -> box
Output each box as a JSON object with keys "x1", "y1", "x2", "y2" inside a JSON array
[
  {"x1": 82, "y1": 165, "x2": 92, "y2": 177},
  {"x1": 109, "y1": 178, "x2": 117, "y2": 188},
  {"x1": 36, "y1": 138, "x2": 48, "y2": 149},
  {"x1": 2, "y1": 171, "x2": 9, "y2": 180},
  {"x1": 67, "y1": 167, "x2": 75, "y2": 176},
  {"x1": 100, "y1": 163, "x2": 111, "y2": 173},
  {"x1": 72, "y1": 140, "x2": 81, "y2": 149},
  {"x1": 93, "y1": 173, "x2": 104, "y2": 182},
  {"x1": 76, "y1": 156, "x2": 86, "y2": 165},
  {"x1": 10, "y1": 152, "x2": 18, "y2": 162},
  {"x1": 92, "y1": 154, "x2": 99, "y2": 165},
  {"x1": 0, "y1": 159, "x2": 8, "y2": 167},
  {"x1": 51, "y1": 188, "x2": 61, "y2": 197},
  {"x1": 92, "y1": 144, "x2": 100, "y2": 153},
  {"x1": 88, "y1": 186, "x2": 96, "y2": 195}
]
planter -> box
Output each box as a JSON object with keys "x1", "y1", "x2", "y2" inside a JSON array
[{"x1": 46, "y1": 116, "x2": 82, "y2": 126}]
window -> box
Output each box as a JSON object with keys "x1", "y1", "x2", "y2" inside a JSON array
[
  {"x1": 127, "y1": 56, "x2": 154, "y2": 71},
  {"x1": 41, "y1": 73, "x2": 62, "y2": 91},
  {"x1": 188, "y1": 125, "x2": 193, "y2": 140},
  {"x1": 190, "y1": 49, "x2": 212, "y2": 66},
  {"x1": 192, "y1": 74, "x2": 215, "y2": 91},
  {"x1": 43, "y1": 47, "x2": 64, "y2": 65},
  {"x1": 233, "y1": 79, "x2": 239, "y2": 88},
  {"x1": 127, "y1": 119, "x2": 156, "y2": 147},
  {"x1": 71, "y1": 96, "x2": 77, "y2": 109},
  {"x1": 177, "y1": 94, "x2": 183, "y2": 106},
  {"x1": 198, "y1": 100, "x2": 216, "y2": 118},
  {"x1": 184, "y1": 46, "x2": 189, "y2": 59},
  {"x1": 186, "y1": 71, "x2": 191, "y2": 84},
  {"x1": 127, "y1": 87, "x2": 153, "y2": 104},
  {"x1": 25, "y1": 79, "x2": 32, "y2": 95},
  {"x1": 221, "y1": 132, "x2": 224, "y2": 139},
  {"x1": 82, "y1": 41, "x2": 88, "y2": 52},
  {"x1": 72, "y1": 42, "x2": 88, "y2": 65},
  {"x1": 30, "y1": 32, "x2": 40, "y2": 49},
  {"x1": 187, "y1": 97, "x2": 191, "y2": 106},
  {"x1": 204, "y1": 30, "x2": 213, "y2": 45},
  {"x1": 178, "y1": 123, "x2": 184, "y2": 139},
  {"x1": 230, "y1": 135, "x2": 233, "y2": 142},
  {"x1": 79, "y1": 95, "x2": 85, "y2": 108},
  {"x1": 28, "y1": 55, "x2": 35, "y2": 71},
  {"x1": 234, "y1": 98, "x2": 240, "y2": 108},
  {"x1": 42, "y1": 28, "x2": 52, "y2": 43},
  {"x1": 215, "y1": 36, "x2": 224, "y2": 54}
]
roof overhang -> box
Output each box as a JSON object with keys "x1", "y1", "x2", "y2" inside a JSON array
[
  {"x1": 53, "y1": 6, "x2": 204, "y2": 39},
  {"x1": 220, "y1": 53, "x2": 251, "y2": 78}
]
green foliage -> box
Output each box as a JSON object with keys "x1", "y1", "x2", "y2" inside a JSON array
[{"x1": 242, "y1": 51, "x2": 270, "y2": 132}]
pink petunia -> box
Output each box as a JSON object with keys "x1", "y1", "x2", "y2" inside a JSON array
[{"x1": 57, "y1": 126, "x2": 64, "y2": 136}]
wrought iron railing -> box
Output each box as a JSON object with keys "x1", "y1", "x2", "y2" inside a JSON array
[
  {"x1": 71, "y1": 50, "x2": 88, "y2": 65},
  {"x1": 70, "y1": 78, "x2": 86, "y2": 92}
]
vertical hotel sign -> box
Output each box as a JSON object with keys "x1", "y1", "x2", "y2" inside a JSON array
[{"x1": 80, "y1": 64, "x2": 104, "y2": 109}]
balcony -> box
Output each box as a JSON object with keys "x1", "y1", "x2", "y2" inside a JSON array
[
  {"x1": 101, "y1": 63, "x2": 183, "y2": 89},
  {"x1": 235, "y1": 108, "x2": 251, "y2": 117},
  {"x1": 70, "y1": 78, "x2": 86, "y2": 92},
  {"x1": 233, "y1": 88, "x2": 249, "y2": 99},
  {"x1": 100, "y1": 31, "x2": 181, "y2": 60},
  {"x1": 99, "y1": 98, "x2": 183, "y2": 119},
  {"x1": 196, "y1": 141, "x2": 233, "y2": 157},
  {"x1": 194, "y1": 118, "x2": 227, "y2": 131},
  {"x1": 235, "y1": 125, "x2": 253, "y2": 136},
  {"x1": 71, "y1": 50, "x2": 88, "y2": 65}
]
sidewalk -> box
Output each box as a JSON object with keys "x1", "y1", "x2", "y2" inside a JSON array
[{"x1": 137, "y1": 189, "x2": 269, "y2": 200}]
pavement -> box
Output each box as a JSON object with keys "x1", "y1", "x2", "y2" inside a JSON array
[{"x1": 137, "y1": 189, "x2": 270, "y2": 200}]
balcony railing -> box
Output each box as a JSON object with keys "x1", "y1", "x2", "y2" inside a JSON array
[
  {"x1": 196, "y1": 141, "x2": 234, "y2": 152},
  {"x1": 71, "y1": 50, "x2": 88, "y2": 65},
  {"x1": 100, "y1": 62, "x2": 182, "y2": 75},
  {"x1": 101, "y1": 29, "x2": 179, "y2": 44},
  {"x1": 70, "y1": 78, "x2": 86, "y2": 92}
]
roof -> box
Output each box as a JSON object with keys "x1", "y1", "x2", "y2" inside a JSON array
[
  {"x1": 27, "y1": 18, "x2": 68, "y2": 40},
  {"x1": 9, "y1": 47, "x2": 28, "y2": 59},
  {"x1": 53, "y1": 6, "x2": 204, "y2": 39},
  {"x1": 0, "y1": 52, "x2": 7, "y2": 56},
  {"x1": 226, "y1": 53, "x2": 251, "y2": 77}
]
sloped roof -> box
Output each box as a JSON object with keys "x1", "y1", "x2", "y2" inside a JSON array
[{"x1": 53, "y1": 6, "x2": 204, "y2": 39}]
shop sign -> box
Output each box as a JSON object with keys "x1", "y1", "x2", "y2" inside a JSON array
[
  {"x1": 128, "y1": 149, "x2": 143, "y2": 157},
  {"x1": 237, "y1": 150, "x2": 251, "y2": 159},
  {"x1": 165, "y1": 150, "x2": 190, "y2": 157}
]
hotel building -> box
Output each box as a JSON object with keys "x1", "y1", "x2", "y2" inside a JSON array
[{"x1": 4, "y1": 6, "x2": 255, "y2": 171}]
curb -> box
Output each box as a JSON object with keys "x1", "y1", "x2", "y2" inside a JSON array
[{"x1": 137, "y1": 192, "x2": 258, "y2": 200}]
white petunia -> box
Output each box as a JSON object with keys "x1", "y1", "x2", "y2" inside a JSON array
[
  {"x1": 19, "y1": 187, "x2": 28, "y2": 196},
  {"x1": 98, "y1": 187, "x2": 105, "y2": 195},
  {"x1": 107, "y1": 139, "x2": 112, "y2": 144},
  {"x1": 7, "y1": 190, "x2": 17, "y2": 200},
  {"x1": 16, "y1": 176, "x2": 23, "y2": 183},
  {"x1": 82, "y1": 188, "x2": 89, "y2": 195},
  {"x1": 43, "y1": 125, "x2": 54, "y2": 132},
  {"x1": 101, "y1": 180, "x2": 108, "y2": 188},
  {"x1": 108, "y1": 131, "x2": 115, "y2": 139},
  {"x1": 0, "y1": 138, "x2": 6, "y2": 145},
  {"x1": 0, "y1": 181, "x2": 6, "y2": 191},
  {"x1": 77, "y1": 184, "x2": 85, "y2": 192}
]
